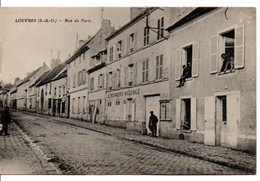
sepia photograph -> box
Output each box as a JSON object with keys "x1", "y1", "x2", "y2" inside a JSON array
[{"x1": 0, "y1": 3, "x2": 256, "y2": 176}]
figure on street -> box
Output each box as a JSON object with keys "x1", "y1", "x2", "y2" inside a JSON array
[
  {"x1": 0, "y1": 106, "x2": 11, "y2": 136},
  {"x1": 149, "y1": 111, "x2": 158, "y2": 137}
]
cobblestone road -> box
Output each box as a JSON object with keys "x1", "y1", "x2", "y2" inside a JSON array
[{"x1": 10, "y1": 111, "x2": 250, "y2": 175}]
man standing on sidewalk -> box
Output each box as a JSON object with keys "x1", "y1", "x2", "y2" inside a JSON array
[
  {"x1": 0, "y1": 106, "x2": 11, "y2": 136},
  {"x1": 149, "y1": 111, "x2": 158, "y2": 137}
]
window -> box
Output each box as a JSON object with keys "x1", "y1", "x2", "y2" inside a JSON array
[
  {"x1": 82, "y1": 69, "x2": 86, "y2": 85},
  {"x1": 157, "y1": 17, "x2": 164, "y2": 40},
  {"x1": 109, "y1": 46, "x2": 113, "y2": 62},
  {"x1": 78, "y1": 71, "x2": 82, "y2": 86},
  {"x1": 109, "y1": 72, "x2": 113, "y2": 90},
  {"x1": 48, "y1": 98, "x2": 52, "y2": 109},
  {"x1": 72, "y1": 98, "x2": 74, "y2": 113},
  {"x1": 117, "y1": 41, "x2": 122, "y2": 58},
  {"x1": 63, "y1": 85, "x2": 65, "y2": 96},
  {"x1": 183, "y1": 45, "x2": 192, "y2": 79},
  {"x1": 98, "y1": 74, "x2": 104, "y2": 89},
  {"x1": 219, "y1": 30, "x2": 235, "y2": 73},
  {"x1": 210, "y1": 26, "x2": 244, "y2": 74},
  {"x1": 54, "y1": 87, "x2": 56, "y2": 96},
  {"x1": 108, "y1": 101, "x2": 112, "y2": 107},
  {"x1": 175, "y1": 43, "x2": 199, "y2": 80},
  {"x1": 156, "y1": 54, "x2": 163, "y2": 79},
  {"x1": 90, "y1": 77, "x2": 94, "y2": 91},
  {"x1": 73, "y1": 75, "x2": 76, "y2": 88},
  {"x1": 160, "y1": 101, "x2": 170, "y2": 120},
  {"x1": 128, "y1": 64, "x2": 134, "y2": 86},
  {"x1": 49, "y1": 83, "x2": 51, "y2": 95},
  {"x1": 45, "y1": 85, "x2": 47, "y2": 95},
  {"x1": 144, "y1": 27, "x2": 149, "y2": 46},
  {"x1": 181, "y1": 99, "x2": 191, "y2": 130},
  {"x1": 78, "y1": 97, "x2": 81, "y2": 113},
  {"x1": 62, "y1": 102, "x2": 65, "y2": 113},
  {"x1": 217, "y1": 96, "x2": 227, "y2": 122},
  {"x1": 142, "y1": 59, "x2": 149, "y2": 82},
  {"x1": 83, "y1": 96, "x2": 86, "y2": 113},
  {"x1": 117, "y1": 69, "x2": 121, "y2": 88},
  {"x1": 59, "y1": 86, "x2": 61, "y2": 97},
  {"x1": 130, "y1": 33, "x2": 135, "y2": 52},
  {"x1": 116, "y1": 100, "x2": 120, "y2": 105}
]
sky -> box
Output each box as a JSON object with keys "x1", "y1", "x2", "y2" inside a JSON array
[{"x1": 0, "y1": 7, "x2": 130, "y2": 84}]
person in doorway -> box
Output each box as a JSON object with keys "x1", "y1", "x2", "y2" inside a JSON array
[
  {"x1": 0, "y1": 106, "x2": 11, "y2": 136},
  {"x1": 149, "y1": 111, "x2": 158, "y2": 137},
  {"x1": 177, "y1": 62, "x2": 191, "y2": 87}
]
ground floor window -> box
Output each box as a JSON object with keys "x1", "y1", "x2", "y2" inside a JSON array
[
  {"x1": 160, "y1": 101, "x2": 170, "y2": 120},
  {"x1": 62, "y1": 101, "x2": 65, "y2": 113},
  {"x1": 181, "y1": 99, "x2": 191, "y2": 130},
  {"x1": 48, "y1": 98, "x2": 52, "y2": 109}
]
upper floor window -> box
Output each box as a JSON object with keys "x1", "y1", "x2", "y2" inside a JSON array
[
  {"x1": 144, "y1": 27, "x2": 149, "y2": 46},
  {"x1": 117, "y1": 41, "x2": 122, "y2": 58},
  {"x1": 63, "y1": 85, "x2": 65, "y2": 96},
  {"x1": 59, "y1": 86, "x2": 61, "y2": 97},
  {"x1": 90, "y1": 77, "x2": 94, "y2": 91},
  {"x1": 157, "y1": 17, "x2": 164, "y2": 40},
  {"x1": 156, "y1": 54, "x2": 163, "y2": 79},
  {"x1": 49, "y1": 83, "x2": 52, "y2": 95},
  {"x1": 210, "y1": 25, "x2": 244, "y2": 75},
  {"x1": 109, "y1": 46, "x2": 113, "y2": 62},
  {"x1": 78, "y1": 71, "x2": 82, "y2": 86},
  {"x1": 98, "y1": 74, "x2": 104, "y2": 89},
  {"x1": 128, "y1": 64, "x2": 134, "y2": 86},
  {"x1": 73, "y1": 74, "x2": 76, "y2": 88},
  {"x1": 142, "y1": 59, "x2": 149, "y2": 82},
  {"x1": 54, "y1": 87, "x2": 56, "y2": 95},
  {"x1": 82, "y1": 69, "x2": 86, "y2": 85},
  {"x1": 108, "y1": 72, "x2": 113, "y2": 90},
  {"x1": 117, "y1": 69, "x2": 121, "y2": 88},
  {"x1": 45, "y1": 84, "x2": 47, "y2": 95}
]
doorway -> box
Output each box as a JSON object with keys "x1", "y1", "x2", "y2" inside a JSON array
[{"x1": 145, "y1": 95, "x2": 160, "y2": 136}]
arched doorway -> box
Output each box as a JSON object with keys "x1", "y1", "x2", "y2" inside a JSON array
[{"x1": 41, "y1": 89, "x2": 44, "y2": 111}]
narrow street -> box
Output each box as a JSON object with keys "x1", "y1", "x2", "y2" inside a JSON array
[{"x1": 2, "y1": 111, "x2": 250, "y2": 175}]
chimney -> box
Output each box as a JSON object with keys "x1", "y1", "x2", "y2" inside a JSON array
[
  {"x1": 101, "y1": 19, "x2": 111, "y2": 28},
  {"x1": 51, "y1": 59, "x2": 61, "y2": 70},
  {"x1": 130, "y1": 7, "x2": 146, "y2": 20}
]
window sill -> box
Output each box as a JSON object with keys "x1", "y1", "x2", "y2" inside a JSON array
[{"x1": 218, "y1": 69, "x2": 235, "y2": 76}]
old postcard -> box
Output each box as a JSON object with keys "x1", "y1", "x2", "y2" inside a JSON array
[{"x1": 0, "y1": 7, "x2": 256, "y2": 175}]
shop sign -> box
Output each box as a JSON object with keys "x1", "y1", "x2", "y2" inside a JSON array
[{"x1": 107, "y1": 88, "x2": 140, "y2": 99}]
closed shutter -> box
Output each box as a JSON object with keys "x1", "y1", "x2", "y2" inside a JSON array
[
  {"x1": 175, "y1": 49, "x2": 181, "y2": 80},
  {"x1": 175, "y1": 98, "x2": 181, "y2": 129},
  {"x1": 127, "y1": 36, "x2": 130, "y2": 53},
  {"x1": 235, "y1": 25, "x2": 245, "y2": 69},
  {"x1": 124, "y1": 66, "x2": 128, "y2": 87},
  {"x1": 204, "y1": 96, "x2": 216, "y2": 145},
  {"x1": 192, "y1": 42, "x2": 199, "y2": 77},
  {"x1": 210, "y1": 35, "x2": 218, "y2": 73},
  {"x1": 190, "y1": 97, "x2": 197, "y2": 130},
  {"x1": 134, "y1": 31, "x2": 137, "y2": 51}
]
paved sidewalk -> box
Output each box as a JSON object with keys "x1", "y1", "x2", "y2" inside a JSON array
[
  {"x1": 14, "y1": 111, "x2": 256, "y2": 174},
  {"x1": 0, "y1": 122, "x2": 61, "y2": 175}
]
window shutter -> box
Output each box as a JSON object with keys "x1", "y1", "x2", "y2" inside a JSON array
[
  {"x1": 175, "y1": 49, "x2": 181, "y2": 80},
  {"x1": 175, "y1": 98, "x2": 181, "y2": 129},
  {"x1": 235, "y1": 25, "x2": 245, "y2": 69},
  {"x1": 190, "y1": 97, "x2": 197, "y2": 130},
  {"x1": 210, "y1": 35, "x2": 218, "y2": 73},
  {"x1": 114, "y1": 71, "x2": 117, "y2": 88},
  {"x1": 181, "y1": 49, "x2": 186, "y2": 66},
  {"x1": 124, "y1": 66, "x2": 128, "y2": 87},
  {"x1": 134, "y1": 31, "x2": 137, "y2": 51},
  {"x1": 101, "y1": 74, "x2": 104, "y2": 88},
  {"x1": 204, "y1": 96, "x2": 216, "y2": 145},
  {"x1": 122, "y1": 39, "x2": 125, "y2": 56},
  {"x1": 127, "y1": 36, "x2": 130, "y2": 53},
  {"x1": 192, "y1": 42, "x2": 199, "y2": 77}
]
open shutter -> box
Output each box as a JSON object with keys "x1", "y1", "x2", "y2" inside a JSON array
[
  {"x1": 235, "y1": 25, "x2": 245, "y2": 69},
  {"x1": 192, "y1": 42, "x2": 199, "y2": 77},
  {"x1": 204, "y1": 96, "x2": 216, "y2": 145},
  {"x1": 227, "y1": 94, "x2": 238, "y2": 148},
  {"x1": 124, "y1": 66, "x2": 128, "y2": 87},
  {"x1": 175, "y1": 98, "x2": 181, "y2": 129},
  {"x1": 210, "y1": 35, "x2": 218, "y2": 73},
  {"x1": 175, "y1": 49, "x2": 181, "y2": 80},
  {"x1": 134, "y1": 31, "x2": 137, "y2": 51},
  {"x1": 190, "y1": 97, "x2": 197, "y2": 130}
]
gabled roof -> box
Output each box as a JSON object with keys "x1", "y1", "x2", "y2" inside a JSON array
[
  {"x1": 29, "y1": 70, "x2": 51, "y2": 88},
  {"x1": 36, "y1": 62, "x2": 67, "y2": 87},
  {"x1": 17, "y1": 66, "x2": 42, "y2": 87},
  {"x1": 52, "y1": 69, "x2": 67, "y2": 82}
]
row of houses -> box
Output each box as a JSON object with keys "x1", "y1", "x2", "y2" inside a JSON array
[{"x1": 1, "y1": 7, "x2": 256, "y2": 153}]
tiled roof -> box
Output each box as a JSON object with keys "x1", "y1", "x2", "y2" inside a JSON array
[
  {"x1": 17, "y1": 66, "x2": 42, "y2": 87},
  {"x1": 36, "y1": 62, "x2": 67, "y2": 87},
  {"x1": 29, "y1": 70, "x2": 50, "y2": 88}
]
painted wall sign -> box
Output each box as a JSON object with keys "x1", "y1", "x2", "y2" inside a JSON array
[{"x1": 107, "y1": 88, "x2": 140, "y2": 99}]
